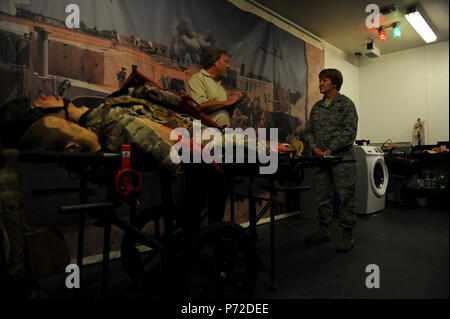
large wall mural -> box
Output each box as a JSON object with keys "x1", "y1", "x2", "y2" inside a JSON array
[{"x1": 0, "y1": 0, "x2": 324, "y2": 142}]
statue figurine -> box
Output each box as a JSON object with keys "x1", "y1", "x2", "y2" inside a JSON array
[{"x1": 412, "y1": 118, "x2": 425, "y2": 146}]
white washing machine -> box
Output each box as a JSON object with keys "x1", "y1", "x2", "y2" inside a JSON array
[{"x1": 355, "y1": 146, "x2": 389, "y2": 215}]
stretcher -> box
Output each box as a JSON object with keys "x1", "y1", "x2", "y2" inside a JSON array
[
  {"x1": 0, "y1": 144, "x2": 353, "y2": 299},
  {"x1": 0, "y1": 147, "x2": 259, "y2": 299},
  {"x1": 0, "y1": 69, "x2": 356, "y2": 297}
]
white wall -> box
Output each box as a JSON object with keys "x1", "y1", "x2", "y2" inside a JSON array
[
  {"x1": 315, "y1": 40, "x2": 449, "y2": 146},
  {"x1": 423, "y1": 41, "x2": 450, "y2": 145},
  {"x1": 358, "y1": 41, "x2": 449, "y2": 144},
  {"x1": 233, "y1": 0, "x2": 449, "y2": 145}
]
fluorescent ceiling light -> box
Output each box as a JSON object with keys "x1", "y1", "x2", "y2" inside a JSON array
[{"x1": 405, "y1": 9, "x2": 437, "y2": 43}]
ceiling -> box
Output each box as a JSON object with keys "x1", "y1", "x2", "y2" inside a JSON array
[{"x1": 254, "y1": 0, "x2": 449, "y2": 57}]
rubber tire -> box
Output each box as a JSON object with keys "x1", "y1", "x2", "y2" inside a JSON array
[{"x1": 180, "y1": 222, "x2": 258, "y2": 300}]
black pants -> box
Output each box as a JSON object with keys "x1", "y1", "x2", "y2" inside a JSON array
[{"x1": 182, "y1": 166, "x2": 227, "y2": 235}]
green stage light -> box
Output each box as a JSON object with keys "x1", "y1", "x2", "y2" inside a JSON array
[{"x1": 393, "y1": 23, "x2": 401, "y2": 38}]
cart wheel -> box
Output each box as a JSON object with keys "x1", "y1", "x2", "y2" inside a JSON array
[
  {"x1": 120, "y1": 205, "x2": 182, "y2": 279},
  {"x1": 181, "y1": 222, "x2": 258, "y2": 300}
]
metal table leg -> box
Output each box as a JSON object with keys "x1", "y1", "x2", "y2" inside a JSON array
[
  {"x1": 248, "y1": 176, "x2": 257, "y2": 241},
  {"x1": 269, "y1": 178, "x2": 278, "y2": 291},
  {"x1": 101, "y1": 213, "x2": 112, "y2": 297},
  {"x1": 76, "y1": 174, "x2": 87, "y2": 296}
]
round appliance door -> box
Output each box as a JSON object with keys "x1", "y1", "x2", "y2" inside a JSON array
[{"x1": 370, "y1": 158, "x2": 389, "y2": 197}]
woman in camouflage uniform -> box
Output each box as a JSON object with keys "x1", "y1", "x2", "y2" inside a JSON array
[{"x1": 304, "y1": 69, "x2": 358, "y2": 252}]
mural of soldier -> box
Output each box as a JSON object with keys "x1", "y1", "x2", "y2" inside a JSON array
[
  {"x1": 116, "y1": 67, "x2": 127, "y2": 88},
  {"x1": 249, "y1": 97, "x2": 266, "y2": 130}
]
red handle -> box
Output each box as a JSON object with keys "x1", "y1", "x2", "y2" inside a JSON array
[{"x1": 114, "y1": 168, "x2": 142, "y2": 197}]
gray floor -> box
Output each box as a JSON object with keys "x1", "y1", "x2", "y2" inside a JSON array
[
  {"x1": 253, "y1": 207, "x2": 449, "y2": 299},
  {"x1": 36, "y1": 205, "x2": 449, "y2": 300}
]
